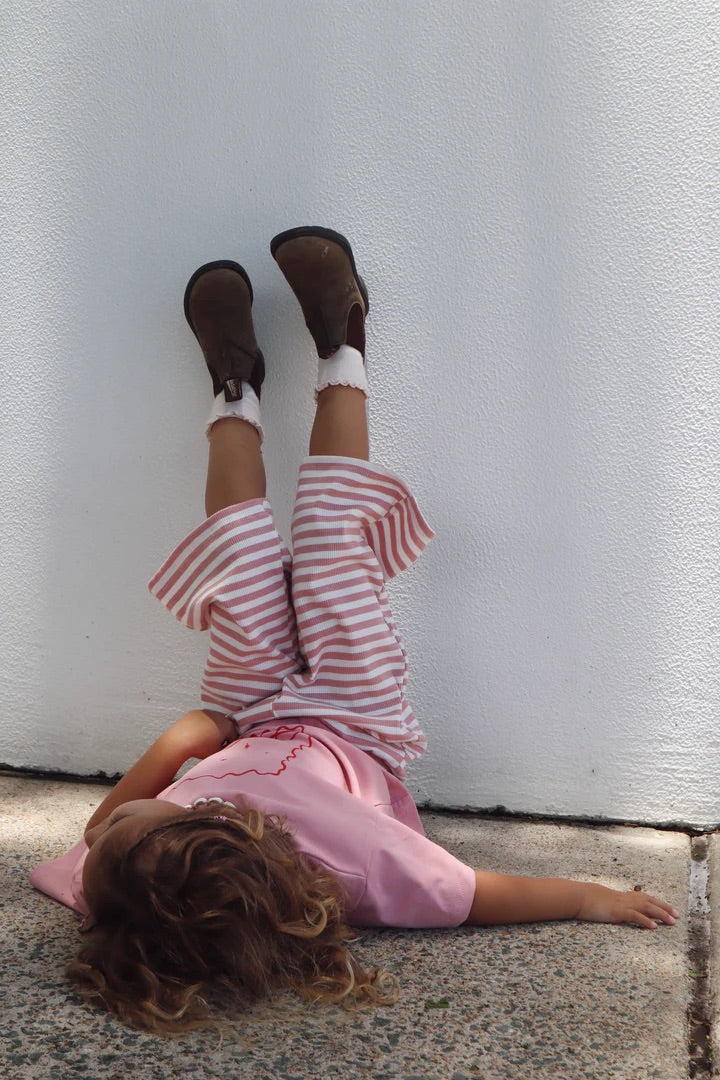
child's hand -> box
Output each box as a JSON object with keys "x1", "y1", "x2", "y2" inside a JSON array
[{"x1": 576, "y1": 883, "x2": 678, "y2": 928}]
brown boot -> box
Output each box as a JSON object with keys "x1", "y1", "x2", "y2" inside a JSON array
[
  {"x1": 183, "y1": 260, "x2": 265, "y2": 402},
  {"x1": 270, "y1": 227, "x2": 369, "y2": 358}
]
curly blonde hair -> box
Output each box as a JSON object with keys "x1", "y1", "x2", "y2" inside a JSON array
[{"x1": 66, "y1": 805, "x2": 398, "y2": 1033}]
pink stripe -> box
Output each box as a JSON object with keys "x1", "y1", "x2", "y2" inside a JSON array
[
  {"x1": 167, "y1": 535, "x2": 282, "y2": 619},
  {"x1": 292, "y1": 539, "x2": 367, "y2": 557},
  {"x1": 210, "y1": 612, "x2": 296, "y2": 650},
  {"x1": 206, "y1": 663, "x2": 267, "y2": 679},
  {"x1": 308, "y1": 644, "x2": 400, "y2": 661},
  {"x1": 298, "y1": 462, "x2": 400, "y2": 491},
  {"x1": 402, "y1": 496, "x2": 431, "y2": 552},
  {"x1": 298, "y1": 462, "x2": 407, "y2": 501},
  {"x1": 205, "y1": 649, "x2": 295, "y2": 677},
  {"x1": 149, "y1": 501, "x2": 269, "y2": 590},
  {"x1": 291, "y1": 562, "x2": 378, "y2": 586},
  {"x1": 162, "y1": 519, "x2": 279, "y2": 595},
  {"x1": 296, "y1": 684, "x2": 401, "y2": 706},
  {"x1": 295, "y1": 476, "x2": 396, "y2": 499},
  {"x1": 213, "y1": 581, "x2": 291, "y2": 616},
  {"x1": 301, "y1": 625, "x2": 399, "y2": 654},
  {"x1": 309, "y1": 664, "x2": 404, "y2": 681},
  {"x1": 368, "y1": 517, "x2": 390, "y2": 577},
  {"x1": 297, "y1": 616, "x2": 388, "y2": 652},
  {"x1": 293, "y1": 492, "x2": 392, "y2": 518},
  {"x1": 151, "y1": 508, "x2": 273, "y2": 602},
  {"x1": 292, "y1": 595, "x2": 379, "y2": 620},
  {"x1": 386, "y1": 507, "x2": 405, "y2": 576},
  {"x1": 396, "y1": 499, "x2": 416, "y2": 564}
]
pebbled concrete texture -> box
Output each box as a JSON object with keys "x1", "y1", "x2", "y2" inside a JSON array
[
  {"x1": 1, "y1": 776, "x2": 690, "y2": 1080},
  {"x1": 706, "y1": 834, "x2": 720, "y2": 1077}
]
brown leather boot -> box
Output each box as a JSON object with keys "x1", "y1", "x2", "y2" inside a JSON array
[
  {"x1": 183, "y1": 260, "x2": 265, "y2": 401},
  {"x1": 270, "y1": 227, "x2": 369, "y2": 358}
]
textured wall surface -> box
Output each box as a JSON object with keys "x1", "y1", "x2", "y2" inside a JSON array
[{"x1": 2, "y1": 0, "x2": 717, "y2": 824}]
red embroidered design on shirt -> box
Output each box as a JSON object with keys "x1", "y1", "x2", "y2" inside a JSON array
[{"x1": 167, "y1": 725, "x2": 313, "y2": 793}]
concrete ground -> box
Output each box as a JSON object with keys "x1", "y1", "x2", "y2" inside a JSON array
[{"x1": 0, "y1": 775, "x2": 701, "y2": 1080}]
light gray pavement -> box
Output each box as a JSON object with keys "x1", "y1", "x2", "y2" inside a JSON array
[{"x1": 1, "y1": 775, "x2": 692, "y2": 1080}]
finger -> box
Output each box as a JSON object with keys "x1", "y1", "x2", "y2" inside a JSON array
[
  {"x1": 628, "y1": 901, "x2": 677, "y2": 927},
  {"x1": 626, "y1": 898, "x2": 677, "y2": 924},
  {"x1": 646, "y1": 905, "x2": 677, "y2": 925},
  {"x1": 652, "y1": 897, "x2": 680, "y2": 919},
  {"x1": 634, "y1": 893, "x2": 679, "y2": 921},
  {"x1": 628, "y1": 910, "x2": 659, "y2": 929}
]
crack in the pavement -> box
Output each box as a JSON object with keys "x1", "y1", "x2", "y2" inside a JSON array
[{"x1": 688, "y1": 835, "x2": 712, "y2": 1077}]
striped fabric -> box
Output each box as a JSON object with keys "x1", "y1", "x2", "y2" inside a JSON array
[{"x1": 148, "y1": 456, "x2": 435, "y2": 775}]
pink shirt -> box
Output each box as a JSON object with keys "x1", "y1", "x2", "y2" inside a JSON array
[{"x1": 30, "y1": 721, "x2": 475, "y2": 928}]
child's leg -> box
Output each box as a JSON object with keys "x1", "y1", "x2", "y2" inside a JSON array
[
  {"x1": 148, "y1": 260, "x2": 301, "y2": 725},
  {"x1": 205, "y1": 418, "x2": 265, "y2": 516},
  {"x1": 183, "y1": 260, "x2": 267, "y2": 516},
  {"x1": 309, "y1": 386, "x2": 369, "y2": 460},
  {"x1": 270, "y1": 229, "x2": 434, "y2": 772}
]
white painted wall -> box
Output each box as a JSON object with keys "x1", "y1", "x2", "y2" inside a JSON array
[{"x1": 2, "y1": 0, "x2": 717, "y2": 825}]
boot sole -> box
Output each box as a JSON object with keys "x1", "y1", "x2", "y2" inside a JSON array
[
  {"x1": 269, "y1": 226, "x2": 369, "y2": 314},
  {"x1": 183, "y1": 259, "x2": 254, "y2": 338}
]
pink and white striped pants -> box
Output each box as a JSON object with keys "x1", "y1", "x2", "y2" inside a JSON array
[{"x1": 148, "y1": 456, "x2": 435, "y2": 775}]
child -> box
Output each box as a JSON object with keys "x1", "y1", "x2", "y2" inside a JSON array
[{"x1": 30, "y1": 227, "x2": 677, "y2": 1034}]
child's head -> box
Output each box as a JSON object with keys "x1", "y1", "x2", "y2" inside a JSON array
[{"x1": 68, "y1": 801, "x2": 397, "y2": 1032}]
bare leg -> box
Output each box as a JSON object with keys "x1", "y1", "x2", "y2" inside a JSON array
[
  {"x1": 205, "y1": 418, "x2": 266, "y2": 516},
  {"x1": 309, "y1": 385, "x2": 369, "y2": 460}
]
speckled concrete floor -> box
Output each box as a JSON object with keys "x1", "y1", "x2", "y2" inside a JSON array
[
  {"x1": 706, "y1": 834, "x2": 720, "y2": 1078},
  {"x1": 1, "y1": 775, "x2": 690, "y2": 1080}
]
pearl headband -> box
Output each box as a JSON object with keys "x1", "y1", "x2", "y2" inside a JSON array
[{"x1": 183, "y1": 796, "x2": 237, "y2": 821}]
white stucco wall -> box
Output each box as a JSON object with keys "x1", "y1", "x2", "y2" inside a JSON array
[{"x1": 2, "y1": 0, "x2": 717, "y2": 825}]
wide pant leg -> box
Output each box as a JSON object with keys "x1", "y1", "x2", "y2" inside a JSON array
[
  {"x1": 148, "y1": 498, "x2": 301, "y2": 716},
  {"x1": 273, "y1": 456, "x2": 435, "y2": 774}
]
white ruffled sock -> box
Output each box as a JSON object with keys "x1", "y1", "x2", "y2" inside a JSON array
[
  {"x1": 315, "y1": 344, "x2": 368, "y2": 400},
  {"x1": 205, "y1": 383, "x2": 264, "y2": 442}
]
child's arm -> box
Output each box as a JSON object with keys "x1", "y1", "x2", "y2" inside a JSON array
[
  {"x1": 464, "y1": 871, "x2": 678, "y2": 928},
  {"x1": 83, "y1": 709, "x2": 235, "y2": 836}
]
